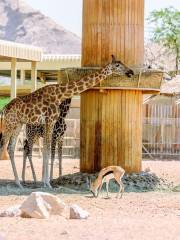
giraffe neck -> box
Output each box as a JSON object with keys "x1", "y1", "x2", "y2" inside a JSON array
[
  {"x1": 34, "y1": 65, "x2": 110, "y2": 107},
  {"x1": 62, "y1": 66, "x2": 110, "y2": 98}
]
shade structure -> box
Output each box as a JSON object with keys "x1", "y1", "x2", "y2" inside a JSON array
[
  {"x1": 0, "y1": 39, "x2": 42, "y2": 62},
  {"x1": 80, "y1": 0, "x2": 145, "y2": 173}
]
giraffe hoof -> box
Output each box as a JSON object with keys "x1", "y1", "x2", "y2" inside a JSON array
[
  {"x1": 43, "y1": 182, "x2": 52, "y2": 189},
  {"x1": 16, "y1": 182, "x2": 23, "y2": 189}
]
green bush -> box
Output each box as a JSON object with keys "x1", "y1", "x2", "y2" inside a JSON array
[{"x1": 0, "y1": 97, "x2": 10, "y2": 110}]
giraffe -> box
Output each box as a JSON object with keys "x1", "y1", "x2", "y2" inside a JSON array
[
  {"x1": 0, "y1": 55, "x2": 134, "y2": 188},
  {"x1": 22, "y1": 98, "x2": 71, "y2": 183}
]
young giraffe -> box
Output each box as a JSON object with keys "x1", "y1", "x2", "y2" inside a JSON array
[
  {"x1": 22, "y1": 98, "x2": 71, "y2": 183},
  {"x1": 0, "y1": 55, "x2": 134, "y2": 188}
]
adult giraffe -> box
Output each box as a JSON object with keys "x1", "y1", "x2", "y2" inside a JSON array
[
  {"x1": 0, "y1": 55, "x2": 134, "y2": 188},
  {"x1": 22, "y1": 98, "x2": 71, "y2": 183}
]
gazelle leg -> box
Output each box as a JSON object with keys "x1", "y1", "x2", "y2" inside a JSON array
[
  {"x1": 7, "y1": 125, "x2": 23, "y2": 188},
  {"x1": 120, "y1": 181, "x2": 124, "y2": 198},
  {"x1": 106, "y1": 180, "x2": 110, "y2": 198},
  {"x1": 115, "y1": 179, "x2": 124, "y2": 198},
  {"x1": 97, "y1": 182, "x2": 104, "y2": 197},
  {"x1": 57, "y1": 137, "x2": 63, "y2": 177}
]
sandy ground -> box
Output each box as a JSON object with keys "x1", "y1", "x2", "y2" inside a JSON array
[{"x1": 0, "y1": 157, "x2": 179, "y2": 240}]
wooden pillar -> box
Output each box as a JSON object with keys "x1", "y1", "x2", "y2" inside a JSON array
[
  {"x1": 20, "y1": 69, "x2": 25, "y2": 85},
  {"x1": 31, "y1": 61, "x2": 37, "y2": 92},
  {"x1": 11, "y1": 58, "x2": 17, "y2": 99},
  {"x1": 57, "y1": 70, "x2": 61, "y2": 84},
  {"x1": 80, "y1": 0, "x2": 144, "y2": 173},
  {"x1": 82, "y1": 0, "x2": 144, "y2": 67}
]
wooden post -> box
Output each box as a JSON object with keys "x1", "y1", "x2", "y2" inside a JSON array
[
  {"x1": 57, "y1": 70, "x2": 61, "y2": 84},
  {"x1": 20, "y1": 69, "x2": 25, "y2": 85},
  {"x1": 31, "y1": 61, "x2": 37, "y2": 92},
  {"x1": 80, "y1": 0, "x2": 144, "y2": 173},
  {"x1": 11, "y1": 58, "x2": 17, "y2": 99}
]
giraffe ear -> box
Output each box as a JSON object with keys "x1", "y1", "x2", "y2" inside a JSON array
[{"x1": 111, "y1": 55, "x2": 116, "y2": 63}]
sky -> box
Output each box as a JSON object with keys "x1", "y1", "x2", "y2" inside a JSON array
[{"x1": 24, "y1": 0, "x2": 180, "y2": 37}]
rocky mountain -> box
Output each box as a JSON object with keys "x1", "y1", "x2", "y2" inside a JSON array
[{"x1": 0, "y1": 0, "x2": 81, "y2": 54}]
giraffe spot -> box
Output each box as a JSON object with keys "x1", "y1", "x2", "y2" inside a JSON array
[
  {"x1": 25, "y1": 108, "x2": 30, "y2": 114},
  {"x1": 31, "y1": 116, "x2": 38, "y2": 122},
  {"x1": 95, "y1": 73, "x2": 99, "y2": 77},
  {"x1": 50, "y1": 104, "x2": 57, "y2": 114},
  {"x1": 50, "y1": 96, "x2": 56, "y2": 102},
  {"x1": 42, "y1": 107, "x2": 47, "y2": 112},
  {"x1": 76, "y1": 80, "x2": 84, "y2": 86},
  {"x1": 35, "y1": 107, "x2": 41, "y2": 115},
  {"x1": 78, "y1": 86, "x2": 84, "y2": 92},
  {"x1": 48, "y1": 108, "x2": 52, "y2": 115}
]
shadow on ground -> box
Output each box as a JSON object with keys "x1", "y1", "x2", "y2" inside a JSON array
[{"x1": 0, "y1": 171, "x2": 175, "y2": 197}]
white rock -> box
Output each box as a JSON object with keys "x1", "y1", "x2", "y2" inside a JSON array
[
  {"x1": 144, "y1": 167, "x2": 152, "y2": 172},
  {"x1": 0, "y1": 205, "x2": 22, "y2": 217},
  {"x1": 20, "y1": 192, "x2": 66, "y2": 219},
  {"x1": 70, "y1": 204, "x2": 89, "y2": 219}
]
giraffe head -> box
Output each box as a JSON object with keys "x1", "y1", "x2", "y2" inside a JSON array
[{"x1": 104, "y1": 55, "x2": 134, "y2": 77}]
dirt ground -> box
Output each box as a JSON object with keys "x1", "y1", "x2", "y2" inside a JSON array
[{"x1": 0, "y1": 157, "x2": 180, "y2": 240}]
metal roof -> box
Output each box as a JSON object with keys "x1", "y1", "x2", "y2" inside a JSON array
[
  {"x1": 42, "y1": 54, "x2": 81, "y2": 61},
  {"x1": 0, "y1": 39, "x2": 42, "y2": 61}
]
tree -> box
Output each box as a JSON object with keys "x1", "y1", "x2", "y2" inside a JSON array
[{"x1": 148, "y1": 7, "x2": 180, "y2": 71}]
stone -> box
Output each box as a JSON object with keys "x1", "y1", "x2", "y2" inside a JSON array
[
  {"x1": 0, "y1": 205, "x2": 22, "y2": 217},
  {"x1": 20, "y1": 192, "x2": 66, "y2": 219},
  {"x1": 70, "y1": 204, "x2": 89, "y2": 219},
  {"x1": 144, "y1": 167, "x2": 152, "y2": 172}
]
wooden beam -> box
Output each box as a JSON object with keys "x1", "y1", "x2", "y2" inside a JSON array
[
  {"x1": 31, "y1": 61, "x2": 37, "y2": 92},
  {"x1": 11, "y1": 58, "x2": 17, "y2": 99}
]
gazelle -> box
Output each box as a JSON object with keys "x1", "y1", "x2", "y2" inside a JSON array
[{"x1": 89, "y1": 166, "x2": 125, "y2": 198}]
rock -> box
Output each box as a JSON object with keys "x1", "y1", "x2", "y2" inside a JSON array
[
  {"x1": 20, "y1": 192, "x2": 66, "y2": 219},
  {"x1": 172, "y1": 185, "x2": 180, "y2": 192},
  {"x1": 144, "y1": 167, "x2": 152, "y2": 172},
  {"x1": 0, "y1": 234, "x2": 5, "y2": 240},
  {"x1": 0, "y1": 205, "x2": 22, "y2": 217},
  {"x1": 70, "y1": 204, "x2": 89, "y2": 219}
]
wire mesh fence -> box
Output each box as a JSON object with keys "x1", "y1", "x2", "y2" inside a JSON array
[{"x1": 143, "y1": 103, "x2": 180, "y2": 159}]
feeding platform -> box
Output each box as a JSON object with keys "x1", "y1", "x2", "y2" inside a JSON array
[{"x1": 59, "y1": 67, "x2": 163, "y2": 93}]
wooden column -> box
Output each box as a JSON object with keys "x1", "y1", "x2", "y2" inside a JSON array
[
  {"x1": 11, "y1": 58, "x2": 17, "y2": 99},
  {"x1": 31, "y1": 61, "x2": 37, "y2": 92},
  {"x1": 80, "y1": 0, "x2": 144, "y2": 173},
  {"x1": 20, "y1": 69, "x2": 25, "y2": 85},
  {"x1": 82, "y1": 0, "x2": 144, "y2": 67}
]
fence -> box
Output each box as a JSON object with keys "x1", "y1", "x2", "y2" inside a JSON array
[
  {"x1": 15, "y1": 102, "x2": 180, "y2": 160},
  {"x1": 16, "y1": 119, "x2": 80, "y2": 159},
  {"x1": 143, "y1": 103, "x2": 180, "y2": 159}
]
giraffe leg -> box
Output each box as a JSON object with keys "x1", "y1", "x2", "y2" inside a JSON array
[
  {"x1": 28, "y1": 151, "x2": 37, "y2": 184},
  {"x1": 57, "y1": 137, "x2": 63, "y2": 177},
  {"x1": 22, "y1": 141, "x2": 28, "y2": 183},
  {"x1": 7, "y1": 125, "x2": 23, "y2": 188},
  {"x1": 50, "y1": 135, "x2": 57, "y2": 181},
  {"x1": 42, "y1": 123, "x2": 53, "y2": 188},
  {"x1": 22, "y1": 138, "x2": 37, "y2": 184},
  {"x1": 26, "y1": 138, "x2": 37, "y2": 184},
  {"x1": 0, "y1": 132, "x2": 9, "y2": 160}
]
